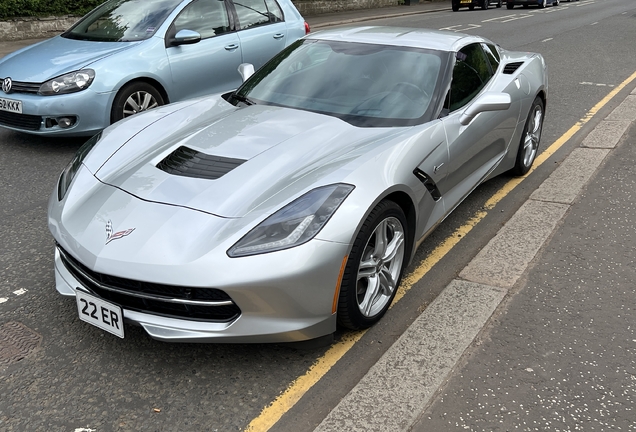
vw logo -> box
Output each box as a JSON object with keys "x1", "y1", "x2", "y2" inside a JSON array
[{"x1": 2, "y1": 77, "x2": 12, "y2": 94}]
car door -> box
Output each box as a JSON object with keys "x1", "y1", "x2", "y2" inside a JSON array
[
  {"x1": 440, "y1": 43, "x2": 513, "y2": 211},
  {"x1": 165, "y1": 0, "x2": 243, "y2": 102},
  {"x1": 233, "y1": 0, "x2": 287, "y2": 69}
]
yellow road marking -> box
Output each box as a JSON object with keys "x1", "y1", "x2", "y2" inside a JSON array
[
  {"x1": 244, "y1": 70, "x2": 636, "y2": 432},
  {"x1": 244, "y1": 331, "x2": 365, "y2": 432}
]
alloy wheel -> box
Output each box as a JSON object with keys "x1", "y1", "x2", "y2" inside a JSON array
[
  {"x1": 355, "y1": 216, "x2": 405, "y2": 318},
  {"x1": 123, "y1": 91, "x2": 160, "y2": 118},
  {"x1": 522, "y1": 104, "x2": 543, "y2": 167}
]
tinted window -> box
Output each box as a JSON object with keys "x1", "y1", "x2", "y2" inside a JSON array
[
  {"x1": 235, "y1": 0, "x2": 274, "y2": 29},
  {"x1": 448, "y1": 43, "x2": 493, "y2": 112},
  {"x1": 173, "y1": 0, "x2": 230, "y2": 39},
  {"x1": 482, "y1": 43, "x2": 500, "y2": 72}
]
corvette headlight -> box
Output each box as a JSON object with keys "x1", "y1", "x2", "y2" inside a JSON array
[
  {"x1": 39, "y1": 69, "x2": 95, "y2": 95},
  {"x1": 57, "y1": 132, "x2": 101, "y2": 201},
  {"x1": 228, "y1": 184, "x2": 354, "y2": 257}
]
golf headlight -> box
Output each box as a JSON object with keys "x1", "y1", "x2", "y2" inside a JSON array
[
  {"x1": 228, "y1": 184, "x2": 354, "y2": 257},
  {"x1": 39, "y1": 69, "x2": 95, "y2": 95},
  {"x1": 57, "y1": 133, "x2": 101, "y2": 201}
]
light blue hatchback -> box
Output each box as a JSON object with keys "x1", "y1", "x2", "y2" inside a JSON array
[{"x1": 0, "y1": 0, "x2": 308, "y2": 136}]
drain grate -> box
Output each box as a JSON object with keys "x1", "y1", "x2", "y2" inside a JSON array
[{"x1": 0, "y1": 321, "x2": 42, "y2": 366}]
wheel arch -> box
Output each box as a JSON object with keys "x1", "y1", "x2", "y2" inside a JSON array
[
  {"x1": 379, "y1": 190, "x2": 417, "y2": 263},
  {"x1": 116, "y1": 77, "x2": 170, "y2": 105},
  {"x1": 535, "y1": 89, "x2": 547, "y2": 111}
]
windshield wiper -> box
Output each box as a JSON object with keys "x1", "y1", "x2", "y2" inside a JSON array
[{"x1": 232, "y1": 93, "x2": 256, "y2": 106}]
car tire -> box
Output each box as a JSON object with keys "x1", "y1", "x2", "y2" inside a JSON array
[
  {"x1": 507, "y1": 3, "x2": 514, "y2": 8},
  {"x1": 482, "y1": 0, "x2": 489, "y2": 9},
  {"x1": 553, "y1": 0, "x2": 559, "y2": 5},
  {"x1": 511, "y1": 96, "x2": 544, "y2": 176},
  {"x1": 337, "y1": 200, "x2": 409, "y2": 330},
  {"x1": 496, "y1": 0, "x2": 502, "y2": 7},
  {"x1": 111, "y1": 82, "x2": 165, "y2": 124},
  {"x1": 539, "y1": 0, "x2": 546, "y2": 8},
  {"x1": 469, "y1": 4, "x2": 475, "y2": 10},
  {"x1": 452, "y1": 3, "x2": 459, "y2": 11}
]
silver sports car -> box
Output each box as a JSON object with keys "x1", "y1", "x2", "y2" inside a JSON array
[{"x1": 48, "y1": 27, "x2": 547, "y2": 343}]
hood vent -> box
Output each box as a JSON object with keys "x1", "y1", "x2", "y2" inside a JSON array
[
  {"x1": 503, "y1": 61, "x2": 524, "y2": 75},
  {"x1": 157, "y1": 146, "x2": 246, "y2": 180}
]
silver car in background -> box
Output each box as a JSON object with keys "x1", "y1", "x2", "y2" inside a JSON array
[
  {"x1": 0, "y1": 0, "x2": 308, "y2": 136},
  {"x1": 49, "y1": 27, "x2": 548, "y2": 343}
]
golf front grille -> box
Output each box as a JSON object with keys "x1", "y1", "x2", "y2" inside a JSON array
[
  {"x1": 57, "y1": 245, "x2": 241, "y2": 322},
  {"x1": 0, "y1": 111, "x2": 42, "y2": 130}
]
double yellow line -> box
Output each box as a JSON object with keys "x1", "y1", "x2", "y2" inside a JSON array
[{"x1": 245, "y1": 70, "x2": 636, "y2": 432}]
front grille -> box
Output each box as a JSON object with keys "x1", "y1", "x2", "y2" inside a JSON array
[
  {"x1": 503, "y1": 61, "x2": 524, "y2": 75},
  {"x1": 0, "y1": 111, "x2": 42, "y2": 130},
  {"x1": 3, "y1": 80, "x2": 40, "y2": 94},
  {"x1": 58, "y1": 246, "x2": 241, "y2": 322},
  {"x1": 157, "y1": 146, "x2": 246, "y2": 180}
]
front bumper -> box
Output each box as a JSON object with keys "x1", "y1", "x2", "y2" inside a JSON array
[
  {"x1": 0, "y1": 89, "x2": 112, "y2": 136},
  {"x1": 52, "y1": 235, "x2": 348, "y2": 343}
]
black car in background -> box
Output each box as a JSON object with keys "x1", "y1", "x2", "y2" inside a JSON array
[{"x1": 452, "y1": 0, "x2": 502, "y2": 11}]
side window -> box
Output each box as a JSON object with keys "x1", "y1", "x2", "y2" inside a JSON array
[
  {"x1": 235, "y1": 0, "x2": 279, "y2": 29},
  {"x1": 447, "y1": 43, "x2": 494, "y2": 112},
  {"x1": 173, "y1": 0, "x2": 230, "y2": 39},
  {"x1": 482, "y1": 43, "x2": 500, "y2": 72},
  {"x1": 264, "y1": 0, "x2": 284, "y2": 22}
]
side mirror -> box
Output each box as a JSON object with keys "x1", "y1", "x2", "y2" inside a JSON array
[
  {"x1": 460, "y1": 92, "x2": 512, "y2": 125},
  {"x1": 238, "y1": 63, "x2": 255, "y2": 82},
  {"x1": 171, "y1": 29, "x2": 201, "y2": 46}
]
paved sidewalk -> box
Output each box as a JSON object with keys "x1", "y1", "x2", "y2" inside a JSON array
[
  {"x1": 306, "y1": 0, "x2": 450, "y2": 29},
  {"x1": 314, "y1": 90, "x2": 636, "y2": 430}
]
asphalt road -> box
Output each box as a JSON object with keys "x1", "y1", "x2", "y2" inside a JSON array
[{"x1": 0, "y1": 1, "x2": 635, "y2": 431}]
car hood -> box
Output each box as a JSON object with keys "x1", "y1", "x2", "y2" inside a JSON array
[
  {"x1": 93, "y1": 98, "x2": 399, "y2": 218},
  {"x1": 0, "y1": 36, "x2": 139, "y2": 83}
]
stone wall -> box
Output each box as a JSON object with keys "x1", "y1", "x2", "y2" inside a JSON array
[
  {"x1": 0, "y1": 15, "x2": 78, "y2": 41},
  {"x1": 293, "y1": 0, "x2": 399, "y2": 16}
]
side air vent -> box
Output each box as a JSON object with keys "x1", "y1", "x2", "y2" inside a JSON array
[
  {"x1": 413, "y1": 168, "x2": 441, "y2": 202},
  {"x1": 503, "y1": 61, "x2": 524, "y2": 75},
  {"x1": 157, "y1": 146, "x2": 246, "y2": 180}
]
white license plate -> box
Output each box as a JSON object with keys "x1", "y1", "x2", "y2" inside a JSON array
[
  {"x1": 76, "y1": 289, "x2": 124, "y2": 338},
  {"x1": 0, "y1": 97, "x2": 22, "y2": 114}
]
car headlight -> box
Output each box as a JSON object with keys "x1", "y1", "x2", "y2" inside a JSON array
[
  {"x1": 57, "y1": 132, "x2": 101, "y2": 201},
  {"x1": 228, "y1": 184, "x2": 355, "y2": 257},
  {"x1": 39, "y1": 69, "x2": 95, "y2": 96}
]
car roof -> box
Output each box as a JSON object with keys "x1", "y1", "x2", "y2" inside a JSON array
[{"x1": 307, "y1": 26, "x2": 486, "y2": 52}]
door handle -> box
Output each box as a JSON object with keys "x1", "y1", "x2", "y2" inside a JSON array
[
  {"x1": 433, "y1": 163, "x2": 444, "y2": 174},
  {"x1": 224, "y1": 44, "x2": 239, "y2": 51},
  {"x1": 273, "y1": 33, "x2": 285, "y2": 40}
]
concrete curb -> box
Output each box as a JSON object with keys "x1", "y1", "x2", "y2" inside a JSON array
[{"x1": 313, "y1": 84, "x2": 636, "y2": 432}]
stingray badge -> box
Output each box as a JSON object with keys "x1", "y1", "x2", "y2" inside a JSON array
[{"x1": 105, "y1": 220, "x2": 135, "y2": 244}]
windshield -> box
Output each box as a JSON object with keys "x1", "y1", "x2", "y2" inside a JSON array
[
  {"x1": 63, "y1": 0, "x2": 183, "y2": 42},
  {"x1": 234, "y1": 39, "x2": 448, "y2": 127}
]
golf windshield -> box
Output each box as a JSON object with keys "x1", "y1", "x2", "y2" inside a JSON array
[
  {"x1": 233, "y1": 39, "x2": 448, "y2": 127},
  {"x1": 63, "y1": 0, "x2": 182, "y2": 42}
]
